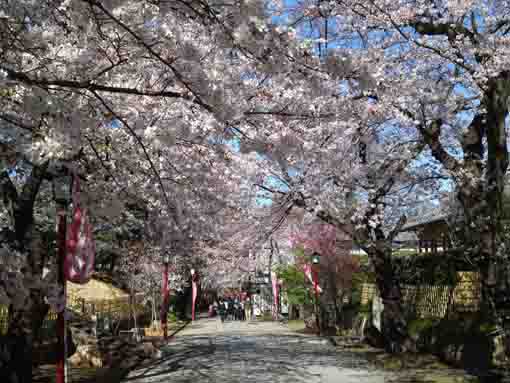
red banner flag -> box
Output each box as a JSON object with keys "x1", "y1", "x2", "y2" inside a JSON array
[
  {"x1": 191, "y1": 273, "x2": 198, "y2": 321},
  {"x1": 271, "y1": 271, "x2": 279, "y2": 319},
  {"x1": 303, "y1": 264, "x2": 322, "y2": 294},
  {"x1": 64, "y1": 177, "x2": 95, "y2": 284}
]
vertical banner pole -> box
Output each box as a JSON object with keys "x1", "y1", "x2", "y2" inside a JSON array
[
  {"x1": 162, "y1": 260, "x2": 169, "y2": 339},
  {"x1": 313, "y1": 268, "x2": 320, "y2": 336},
  {"x1": 56, "y1": 206, "x2": 67, "y2": 383}
]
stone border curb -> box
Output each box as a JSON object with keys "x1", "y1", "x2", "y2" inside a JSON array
[
  {"x1": 92, "y1": 320, "x2": 191, "y2": 383},
  {"x1": 327, "y1": 336, "x2": 338, "y2": 347}
]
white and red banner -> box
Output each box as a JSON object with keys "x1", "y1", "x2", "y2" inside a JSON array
[
  {"x1": 64, "y1": 176, "x2": 95, "y2": 284},
  {"x1": 303, "y1": 263, "x2": 322, "y2": 294},
  {"x1": 271, "y1": 271, "x2": 279, "y2": 319},
  {"x1": 191, "y1": 274, "x2": 198, "y2": 321}
]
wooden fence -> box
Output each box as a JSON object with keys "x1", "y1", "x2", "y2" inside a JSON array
[
  {"x1": 0, "y1": 305, "x2": 7, "y2": 334},
  {"x1": 360, "y1": 271, "x2": 481, "y2": 319},
  {"x1": 361, "y1": 283, "x2": 377, "y2": 306},
  {"x1": 0, "y1": 293, "x2": 146, "y2": 336},
  {"x1": 452, "y1": 271, "x2": 481, "y2": 312}
]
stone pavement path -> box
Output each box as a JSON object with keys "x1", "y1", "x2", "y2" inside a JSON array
[{"x1": 123, "y1": 318, "x2": 386, "y2": 383}]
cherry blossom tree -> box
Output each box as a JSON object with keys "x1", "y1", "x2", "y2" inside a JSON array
[
  {"x1": 291, "y1": 222, "x2": 359, "y2": 328},
  {"x1": 241, "y1": 0, "x2": 510, "y2": 352},
  {"x1": 0, "y1": 0, "x2": 320, "y2": 380},
  {"x1": 5, "y1": 0, "x2": 505, "y2": 375},
  {"x1": 233, "y1": 65, "x2": 433, "y2": 351},
  {"x1": 316, "y1": 0, "x2": 510, "y2": 332}
]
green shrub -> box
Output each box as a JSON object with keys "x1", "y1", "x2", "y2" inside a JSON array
[
  {"x1": 274, "y1": 263, "x2": 313, "y2": 306},
  {"x1": 358, "y1": 304, "x2": 372, "y2": 313},
  {"x1": 408, "y1": 318, "x2": 439, "y2": 337},
  {"x1": 478, "y1": 321, "x2": 497, "y2": 335},
  {"x1": 167, "y1": 312, "x2": 178, "y2": 323}
]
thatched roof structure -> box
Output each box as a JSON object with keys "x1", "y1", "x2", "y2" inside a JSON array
[{"x1": 67, "y1": 278, "x2": 129, "y2": 301}]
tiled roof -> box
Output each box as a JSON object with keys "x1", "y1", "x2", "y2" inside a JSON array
[
  {"x1": 393, "y1": 231, "x2": 418, "y2": 242},
  {"x1": 402, "y1": 206, "x2": 449, "y2": 231}
]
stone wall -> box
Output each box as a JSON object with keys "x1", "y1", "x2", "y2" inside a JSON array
[{"x1": 407, "y1": 314, "x2": 508, "y2": 371}]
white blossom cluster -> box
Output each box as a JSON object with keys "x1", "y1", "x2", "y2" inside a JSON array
[{"x1": 0, "y1": 0, "x2": 509, "y2": 326}]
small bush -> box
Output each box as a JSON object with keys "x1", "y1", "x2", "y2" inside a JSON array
[
  {"x1": 358, "y1": 303, "x2": 372, "y2": 313},
  {"x1": 167, "y1": 312, "x2": 178, "y2": 323},
  {"x1": 408, "y1": 318, "x2": 439, "y2": 337}
]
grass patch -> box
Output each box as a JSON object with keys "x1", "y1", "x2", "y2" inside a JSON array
[
  {"x1": 393, "y1": 249, "x2": 419, "y2": 257},
  {"x1": 287, "y1": 320, "x2": 306, "y2": 332},
  {"x1": 259, "y1": 312, "x2": 273, "y2": 322}
]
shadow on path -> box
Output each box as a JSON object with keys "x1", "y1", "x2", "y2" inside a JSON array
[{"x1": 124, "y1": 320, "x2": 385, "y2": 383}]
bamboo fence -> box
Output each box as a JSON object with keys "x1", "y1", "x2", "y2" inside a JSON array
[{"x1": 360, "y1": 271, "x2": 481, "y2": 319}]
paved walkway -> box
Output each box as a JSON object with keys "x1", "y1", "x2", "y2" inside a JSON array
[{"x1": 123, "y1": 318, "x2": 386, "y2": 382}]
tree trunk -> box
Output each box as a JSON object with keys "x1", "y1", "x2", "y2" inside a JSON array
[
  {"x1": 369, "y1": 247, "x2": 415, "y2": 353},
  {"x1": 332, "y1": 297, "x2": 340, "y2": 329},
  {"x1": 293, "y1": 305, "x2": 298, "y2": 320},
  {"x1": 4, "y1": 300, "x2": 47, "y2": 383},
  {"x1": 4, "y1": 229, "x2": 49, "y2": 382},
  {"x1": 3, "y1": 247, "x2": 49, "y2": 383},
  {"x1": 0, "y1": 163, "x2": 49, "y2": 382},
  {"x1": 480, "y1": 74, "x2": 509, "y2": 323},
  {"x1": 0, "y1": 334, "x2": 32, "y2": 383},
  {"x1": 314, "y1": 179, "x2": 416, "y2": 352},
  {"x1": 421, "y1": 73, "x2": 510, "y2": 327}
]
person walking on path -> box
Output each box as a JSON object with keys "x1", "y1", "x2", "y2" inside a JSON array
[
  {"x1": 218, "y1": 298, "x2": 226, "y2": 322},
  {"x1": 225, "y1": 298, "x2": 235, "y2": 320},
  {"x1": 244, "y1": 299, "x2": 252, "y2": 321},
  {"x1": 239, "y1": 300, "x2": 245, "y2": 321},
  {"x1": 234, "y1": 299, "x2": 241, "y2": 321}
]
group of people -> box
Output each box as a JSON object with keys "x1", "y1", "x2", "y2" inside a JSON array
[{"x1": 209, "y1": 297, "x2": 253, "y2": 322}]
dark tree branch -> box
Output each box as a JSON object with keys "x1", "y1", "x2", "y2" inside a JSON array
[
  {"x1": 254, "y1": 183, "x2": 286, "y2": 196},
  {"x1": 14, "y1": 161, "x2": 49, "y2": 244},
  {"x1": 83, "y1": 0, "x2": 214, "y2": 113},
  {"x1": 90, "y1": 90, "x2": 180, "y2": 226},
  {"x1": 0, "y1": 171, "x2": 18, "y2": 219},
  {"x1": 367, "y1": 0, "x2": 475, "y2": 73},
  {"x1": 84, "y1": 134, "x2": 134, "y2": 198},
  {"x1": 412, "y1": 20, "x2": 477, "y2": 44},
  {"x1": 490, "y1": 18, "x2": 510, "y2": 34},
  {"x1": 0, "y1": 114, "x2": 35, "y2": 132},
  {"x1": 417, "y1": 120, "x2": 460, "y2": 172},
  {"x1": 1, "y1": 65, "x2": 188, "y2": 99},
  {"x1": 388, "y1": 215, "x2": 407, "y2": 242}
]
